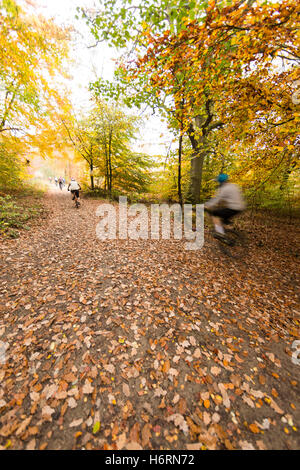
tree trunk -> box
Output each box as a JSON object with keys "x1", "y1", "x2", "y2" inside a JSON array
[
  {"x1": 187, "y1": 124, "x2": 207, "y2": 204},
  {"x1": 90, "y1": 161, "x2": 94, "y2": 190},
  {"x1": 108, "y1": 129, "x2": 113, "y2": 197},
  {"x1": 104, "y1": 134, "x2": 109, "y2": 194},
  {"x1": 0, "y1": 89, "x2": 17, "y2": 132},
  {"x1": 187, "y1": 97, "x2": 223, "y2": 203},
  {"x1": 189, "y1": 152, "x2": 205, "y2": 204},
  {"x1": 178, "y1": 133, "x2": 183, "y2": 206}
]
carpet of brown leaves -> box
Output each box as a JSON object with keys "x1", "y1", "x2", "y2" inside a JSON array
[{"x1": 0, "y1": 190, "x2": 299, "y2": 450}]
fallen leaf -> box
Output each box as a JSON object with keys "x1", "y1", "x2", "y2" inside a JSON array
[
  {"x1": 126, "y1": 442, "x2": 143, "y2": 450},
  {"x1": 116, "y1": 432, "x2": 127, "y2": 450},
  {"x1": 42, "y1": 406, "x2": 55, "y2": 418},
  {"x1": 122, "y1": 383, "x2": 130, "y2": 397},
  {"x1": 249, "y1": 423, "x2": 260, "y2": 434},
  {"x1": 26, "y1": 438, "x2": 36, "y2": 450},
  {"x1": 82, "y1": 380, "x2": 94, "y2": 394},
  {"x1": 16, "y1": 417, "x2": 32, "y2": 436},
  {"x1": 204, "y1": 399, "x2": 210, "y2": 409},
  {"x1": 239, "y1": 440, "x2": 255, "y2": 450},
  {"x1": 92, "y1": 421, "x2": 101, "y2": 434},
  {"x1": 141, "y1": 423, "x2": 152, "y2": 447},
  {"x1": 211, "y1": 366, "x2": 221, "y2": 376},
  {"x1": 167, "y1": 414, "x2": 188, "y2": 433},
  {"x1": 69, "y1": 419, "x2": 83, "y2": 428},
  {"x1": 186, "y1": 443, "x2": 203, "y2": 450},
  {"x1": 68, "y1": 397, "x2": 77, "y2": 409}
]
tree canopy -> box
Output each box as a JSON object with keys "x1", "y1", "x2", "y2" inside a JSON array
[
  {"x1": 0, "y1": 0, "x2": 71, "y2": 188},
  {"x1": 84, "y1": 0, "x2": 300, "y2": 204}
]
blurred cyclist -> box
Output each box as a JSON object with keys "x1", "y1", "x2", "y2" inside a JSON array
[{"x1": 205, "y1": 173, "x2": 246, "y2": 238}]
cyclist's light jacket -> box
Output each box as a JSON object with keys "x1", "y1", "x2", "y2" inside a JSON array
[
  {"x1": 69, "y1": 181, "x2": 80, "y2": 191},
  {"x1": 206, "y1": 183, "x2": 246, "y2": 211}
]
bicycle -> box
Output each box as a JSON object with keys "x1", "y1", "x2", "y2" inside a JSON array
[
  {"x1": 205, "y1": 208, "x2": 248, "y2": 259},
  {"x1": 74, "y1": 193, "x2": 80, "y2": 209},
  {"x1": 70, "y1": 190, "x2": 80, "y2": 209}
]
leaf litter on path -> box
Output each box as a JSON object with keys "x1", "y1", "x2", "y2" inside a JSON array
[{"x1": 0, "y1": 192, "x2": 299, "y2": 450}]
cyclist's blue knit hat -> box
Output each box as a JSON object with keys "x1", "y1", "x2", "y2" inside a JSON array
[{"x1": 217, "y1": 173, "x2": 229, "y2": 183}]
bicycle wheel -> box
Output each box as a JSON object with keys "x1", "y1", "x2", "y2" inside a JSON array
[{"x1": 218, "y1": 228, "x2": 247, "y2": 259}]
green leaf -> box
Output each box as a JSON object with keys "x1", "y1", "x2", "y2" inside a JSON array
[{"x1": 92, "y1": 421, "x2": 101, "y2": 434}]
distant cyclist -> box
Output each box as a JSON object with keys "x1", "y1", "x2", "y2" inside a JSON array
[
  {"x1": 68, "y1": 177, "x2": 81, "y2": 203},
  {"x1": 205, "y1": 173, "x2": 246, "y2": 238},
  {"x1": 58, "y1": 177, "x2": 64, "y2": 190}
]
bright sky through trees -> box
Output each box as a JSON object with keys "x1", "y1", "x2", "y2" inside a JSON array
[{"x1": 20, "y1": 0, "x2": 173, "y2": 156}]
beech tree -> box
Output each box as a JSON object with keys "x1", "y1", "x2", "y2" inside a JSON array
[
  {"x1": 83, "y1": 0, "x2": 299, "y2": 203},
  {"x1": 0, "y1": 0, "x2": 71, "y2": 189},
  {"x1": 63, "y1": 100, "x2": 153, "y2": 195}
]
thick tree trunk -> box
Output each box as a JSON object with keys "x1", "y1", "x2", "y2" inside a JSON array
[
  {"x1": 187, "y1": 98, "x2": 223, "y2": 203},
  {"x1": 187, "y1": 124, "x2": 207, "y2": 204},
  {"x1": 189, "y1": 152, "x2": 205, "y2": 204}
]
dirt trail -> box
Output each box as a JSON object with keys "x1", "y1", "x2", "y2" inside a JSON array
[{"x1": 0, "y1": 190, "x2": 299, "y2": 450}]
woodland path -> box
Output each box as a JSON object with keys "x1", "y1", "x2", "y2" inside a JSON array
[{"x1": 0, "y1": 189, "x2": 299, "y2": 450}]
